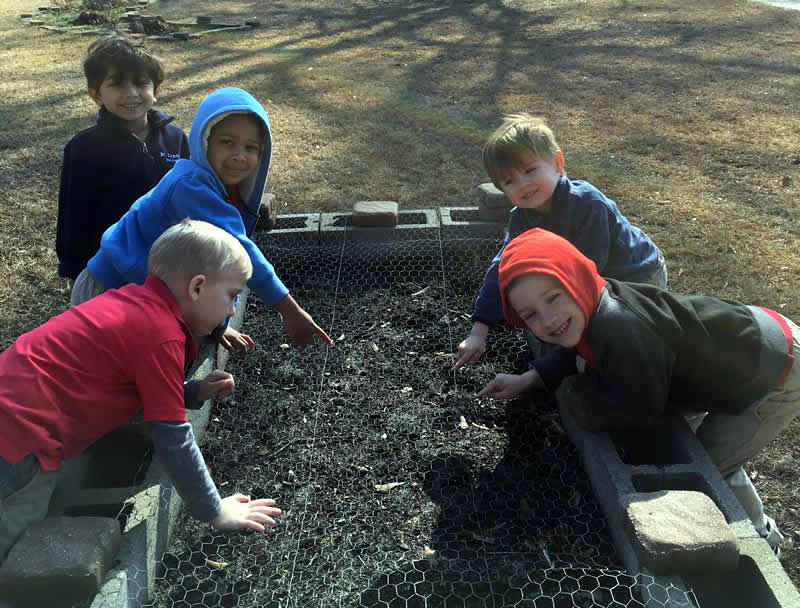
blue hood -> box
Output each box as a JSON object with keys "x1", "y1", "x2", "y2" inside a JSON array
[
  {"x1": 189, "y1": 87, "x2": 273, "y2": 214},
  {"x1": 88, "y1": 87, "x2": 290, "y2": 308}
]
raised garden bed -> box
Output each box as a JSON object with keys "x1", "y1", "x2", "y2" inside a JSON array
[{"x1": 145, "y1": 236, "x2": 695, "y2": 608}]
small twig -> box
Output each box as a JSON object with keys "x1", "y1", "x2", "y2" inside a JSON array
[
  {"x1": 272, "y1": 438, "x2": 313, "y2": 457},
  {"x1": 411, "y1": 286, "x2": 431, "y2": 298}
]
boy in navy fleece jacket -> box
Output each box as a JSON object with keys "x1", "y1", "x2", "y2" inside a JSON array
[
  {"x1": 56, "y1": 34, "x2": 189, "y2": 280},
  {"x1": 455, "y1": 114, "x2": 667, "y2": 370}
]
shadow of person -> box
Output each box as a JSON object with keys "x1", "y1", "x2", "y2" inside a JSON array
[{"x1": 358, "y1": 390, "x2": 624, "y2": 607}]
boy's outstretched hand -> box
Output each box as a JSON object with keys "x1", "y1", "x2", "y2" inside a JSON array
[
  {"x1": 454, "y1": 322, "x2": 489, "y2": 370},
  {"x1": 211, "y1": 494, "x2": 281, "y2": 532},
  {"x1": 197, "y1": 370, "x2": 236, "y2": 401},
  {"x1": 477, "y1": 370, "x2": 541, "y2": 400},
  {"x1": 274, "y1": 294, "x2": 333, "y2": 346},
  {"x1": 455, "y1": 334, "x2": 487, "y2": 369},
  {"x1": 219, "y1": 326, "x2": 255, "y2": 356}
]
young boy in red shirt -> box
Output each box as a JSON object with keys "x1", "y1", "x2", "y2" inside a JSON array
[
  {"x1": 478, "y1": 228, "x2": 799, "y2": 554},
  {"x1": 0, "y1": 220, "x2": 280, "y2": 561}
]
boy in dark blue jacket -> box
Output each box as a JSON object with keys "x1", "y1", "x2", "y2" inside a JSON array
[
  {"x1": 56, "y1": 34, "x2": 189, "y2": 280},
  {"x1": 455, "y1": 114, "x2": 667, "y2": 370}
]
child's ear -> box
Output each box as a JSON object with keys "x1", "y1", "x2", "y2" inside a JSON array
[
  {"x1": 88, "y1": 88, "x2": 103, "y2": 108},
  {"x1": 554, "y1": 151, "x2": 565, "y2": 174},
  {"x1": 153, "y1": 83, "x2": 161, "y2": 101},
  {"x1": 188, "y1": 274, "x2": 207, "y2": 301}
]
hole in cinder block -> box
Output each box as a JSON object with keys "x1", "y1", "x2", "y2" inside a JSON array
[
  {"x1": 450, "y1": 209, "x2": 480, "y2": 222},
  {"x1": 81, "y1": 424, "x2": 152, "y2": 488},
  {"x1": 613, "y1": 429, "x2": 691, "y2": 466},
  {"x1": 275, "y1": 216, "x2": 310, "y2": 229},
  {"x1": 397, "y1": 212, "x2": 428, "y2": 225},
  {"x1": 63, "y1": 501, "x2": 133, "y2": 532},
  {"x1": 686, "y1": 555, "x2": 781, "y2": 608},
  {"x1": 331, "y1": 213, "x2": 427, "y2": 227}
]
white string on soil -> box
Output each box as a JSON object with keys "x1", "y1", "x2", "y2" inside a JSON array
[
  {"x1": 285, "y1": 229, "x2": 348, "y2": 606},
  {"x1": 435, "y1": 223, "x2": 459, "y2": 395},
  {"x1": 433, "y1": 227, "x2": 500, "y2": 603}
]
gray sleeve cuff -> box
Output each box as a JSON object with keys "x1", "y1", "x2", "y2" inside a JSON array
[{"x1": 149, "y1": 421, "x2": 222, "y2": 522}]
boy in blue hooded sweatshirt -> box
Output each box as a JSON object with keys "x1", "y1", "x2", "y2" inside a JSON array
[{"x1": 71, "y1": 87, "x2": 332, "y2": 352}]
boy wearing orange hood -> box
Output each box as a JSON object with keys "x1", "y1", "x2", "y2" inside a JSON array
[{"x1": 478, "y1": 228, "x2": 799, "y2": 554}]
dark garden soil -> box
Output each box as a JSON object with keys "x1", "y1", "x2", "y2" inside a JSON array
[{"x1": 147, "y1": 238, "x2": 703, "y2": 608}]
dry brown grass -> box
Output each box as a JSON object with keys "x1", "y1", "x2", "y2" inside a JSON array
[{"x1": 2, "y1": 0, "x2": 800, "y2": 587}]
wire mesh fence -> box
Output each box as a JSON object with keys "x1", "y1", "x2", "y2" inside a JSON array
[{"x1": 129, "y1": 225, "x2": 699, "y2": 608}]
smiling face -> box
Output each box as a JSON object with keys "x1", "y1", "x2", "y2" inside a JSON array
[
  {"x1": 206, "y1": 114, "x2": 262, "y2": 186},
  {"x1": 498, "y1": 151, "x2": 564, "y2": 214},
  {"x1": 507, "y1": 273, "x2": 585, "y2": 348},
  {"x1": 89, "y1": 70, "x2": 158, "y2": 132}
]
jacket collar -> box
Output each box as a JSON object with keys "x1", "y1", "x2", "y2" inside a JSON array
[{"x1": 96, "y1": 107, "x2": 175, "y2": 134}]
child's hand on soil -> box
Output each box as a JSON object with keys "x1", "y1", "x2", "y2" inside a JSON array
[
  {"x1": 220, "y1": 327, "x2": 255, "y2": 356},
  {"x1": 211, "y1": 494, "x2": 281, "y2": 532},
  {"x1": 197, "y1": 370, "x2": 235, "y2": 401},
  {"x1": 454, "y1": 322, "x2": 489, "y2": 370},
  {"x1": 274, "y1": 295, "x2": 333, "y2": 346},
  {"x1": 455, "y1": 334, "x2": 487, "y2": 369},
  {"x1": 477, "y1": 370, "x2": 541, "y2": 400}
]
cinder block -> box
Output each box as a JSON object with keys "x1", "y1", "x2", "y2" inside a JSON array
[
  {"x1": 257, "y1": 213, "x2": 320, "y2": 246},
  {"x1": 439, "y1": 207, "x2": 506, "y2": 239},
  {"x1": 352, "y1": 201, "x2": 399, "y2": 227},
  {"x1": 0, "y1": 517, "x2": 121, "y2": 601},
  {"x1": 558, "y1": 395, "x2": 800, "y2": 607},
  {"x1": 320, "y1": 209, "x2": 438, "y2": 242},
  {"x1": 90, "y1": 568, "x2": 128, "y2": 608},
  {"x1": 623, "y1": 490, "x2": 739, "y2": 576},
  {"x1": 478, "y1": 204, "x2": 511, "y2": 222},
  {"x1": 254, "y1": 192, "x2": 277, "y2": 232},
  {"x1": 686, "y1": 537, "x2": 797, "y2": 608},
  {"x1": 477, "y1": 182, "x2": 510, "y2": 208}
]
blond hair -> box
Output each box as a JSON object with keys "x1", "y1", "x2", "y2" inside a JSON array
[
  {"x1": 148, "y1": 219, "x2": 252, "y2": 284},
  {"x1": 482, "y1": 113, "x2": 563, "y2": 189}
]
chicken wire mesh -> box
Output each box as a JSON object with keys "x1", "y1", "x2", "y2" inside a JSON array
[{"x1": 114, "y1": 219, "x2": 702, "y2": 608}]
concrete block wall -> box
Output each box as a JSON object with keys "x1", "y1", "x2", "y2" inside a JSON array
[
  {"x1": 439, "y1": 207, "x2": 506, "y2": 239},
  {"x1": 266, "y1": 213, "x2": 321, "y2": 246},
  {"x1": 260, "y1": 207, "x2": 506, "y2": 245},
  {"x1": 558, "y1": 401, "x2": 800, "y2": 607},
  {"x1": 319, "y1": 209, "x2": 440, "y2": 242}
]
